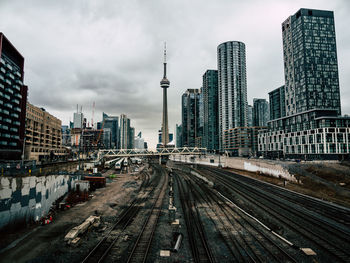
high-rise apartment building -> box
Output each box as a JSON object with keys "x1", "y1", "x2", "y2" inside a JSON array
[
  {"x1": 0, "y1": 33, "x2": 28, "y2": 160},
  {"x1": 253, "y1": 99, "x2": 269, "y2": 127},
  {"x1": 259, "y1": 8, "x2": 350, "y2": 160},
  {"x1": 202, "y1": 70, "x2": 219, "y2": 151},
  {"x1": 282, "y1": 8, "x2": 341, "y2": 116},
  {"x1": 217, "y1": 41, "x2": 248, "y2": 150},
  {"x1": 181, "y1": 89, "x2": 201, "y2": 147}
]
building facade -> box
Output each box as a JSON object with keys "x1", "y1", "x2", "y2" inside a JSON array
[
  {"x1": 253, "y1": 98, "x2": 269, "y2": 127},
  {"x1": 217, "y1": 41, "x2": 248, "y2": 150},
  {"x1": 120, "y1": 114, "x2": 130, "y2": 149},
  {"x1": 223, "y1": 126, "x2": 265, "y2": 157},
  {"x1": 202, "y1": 70, "x2": 219, "y2": 151},
  {"x1": 269, "y1": 86, "x2": 286, "y2": 120},
  {"x1": 102, "y1": 113, "x2": 119, "y2": 149},
  {"x1": 73, "y1": 111, "x2": 83, "y2": 129},
  {"x1": 259, "y1": 8, "x2": 350, "y2": 160},
  {"x1": 247, "y1": 105, "x2": 253, "y2": 127},
  {"x1": 176, "y1": 124, "x2": 182, "y2": 148},
  {"x1": 0, "y1": 33, "x2": 28, "y2": 160},
  {"x1": 181, "y1": 89, "x2": 201, "y2": 147},
  {"x1": 25, "y1": 103, "x2": 67, "y2": 161},
  {"x1": 282, "y1": 8, "x2": 341, "y2": 116}
]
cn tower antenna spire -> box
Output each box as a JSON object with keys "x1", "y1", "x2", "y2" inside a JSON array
[{"x1": 164, "y1": 42, "x2": 167, "y2": 63}]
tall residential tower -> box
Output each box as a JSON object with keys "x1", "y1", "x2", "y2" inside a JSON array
[
  {"x1": 202, "y1": 70, "x2": 219, "y2": 151},
  {"x1": 0, "y1": 33, "x2": 28, "y2": 160},
  {"x1": 217, "y1": 41, "x2": 248, "y2": 150},
  {"x1": 259, "y1": 8, "x2": 350, "y2": 160}
]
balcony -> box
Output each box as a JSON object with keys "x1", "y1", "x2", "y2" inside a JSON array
[
  {"x1": 13, "y1": 85, "x2": 20, "y2": 92},
  {"x1": 5, "y1": 88, "x2": 13, "y2": 94},
  {"x1": 4, "y1": 103, "x2": 12, "y2": 109}
]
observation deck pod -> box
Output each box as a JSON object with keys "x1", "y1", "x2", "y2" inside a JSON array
[{"x1": 97, "y1": 147, "x2": 207, "y2": 162}]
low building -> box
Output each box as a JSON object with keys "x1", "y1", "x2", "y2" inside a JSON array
[
  {"x1": 258, "y1": 109, "x2": 350, "y2": 160},
  {"x1": 25, "y1": 103, "x2": 67, "y2": 161},
  {"x1": 223, "y1": 126, "x2": 266, "y2": 157}
]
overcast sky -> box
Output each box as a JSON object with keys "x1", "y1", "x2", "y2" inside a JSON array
[{"x1": 1, "y1": 0, "x2": 349, "y2": 148}]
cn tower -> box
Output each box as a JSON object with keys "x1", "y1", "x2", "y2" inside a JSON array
[{"x1": 160, "y1": 43, "x2": 170, "y2": 146}]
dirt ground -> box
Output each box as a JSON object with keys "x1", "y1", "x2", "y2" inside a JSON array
[
  {"x1": 226, "y1": 165, "x2": 350, "y2": 208},
  {"x1": 0, "y1": 169, "x2": 143, "y2": 263}
]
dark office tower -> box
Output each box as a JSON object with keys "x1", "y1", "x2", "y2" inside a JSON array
[
  {"x1": 247, "y1": 105, "x2": 253, "y2": 127},
  {"x1": 253, "y1": 99, "x2": 269, "y2": 127},
  {"x1": 202, "y1": 70, "x2": 219, "y2": 151},
  {"x1": 102, "y1": 113, "x2": 119, "y2": 149},
  {"x1": 269, "y1": 85, "x2": 286, "y2": 120},
  {"x1": 181, "y1": 89, "x2": 201, "y2": 147},
  {"x1": 0, "y1": 33, "x2": 28, "y2": 160},
  {"x1": 128, "y1": 127, "x2": 135, "y2": 149},
  {"x1": 282, "y1": 9, "x2": 341, "y2": 116},
  {"x1": 176, "y1": 124, "x2": 182, "y2": 148},
  {"x1": 120, "y1": 114, "x2": 130, "y2": 149},
  {"x1": 217, "y1": 41, "x2": 248, "y2": 150}
]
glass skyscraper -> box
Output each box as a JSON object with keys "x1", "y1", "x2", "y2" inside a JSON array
[
  {"x1": 202, "y1": 70, "x2": 219, "y2": 151},
  {"x1": 217, "y1": 41, "x2": 248, "y2": 150},
  {"x1": 0, "y1": 33, "x2": 28, "y2": 160},
  {"x1": 253, "y1": 99, "x2": 269, "y2": 127},
  {"x1": 259, "y1": 8, "x2": 350, "y2": 160},
  {"x1": 282, "y1": 9, "x2": 341, "y2": 116},
  {"x1": 181, "y1": 89, "x2": 201, "y2": 147}
]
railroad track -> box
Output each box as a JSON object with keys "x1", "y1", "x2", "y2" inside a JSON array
[
  {"x1": 178, "y1": 170, "x2": 301, "y2": 263},
  {"x1": 81, "y1": 165, "x2": 163, "y2": 263},
  {"x1": 201, "y1": 166, "x2": 350, "y2": 262},
  {"x1": 126, "y1": 167, "x2": 168, "y2": 263},
  {"x1": 174, "y1": 172, "x2": 215, "y2": 263}
]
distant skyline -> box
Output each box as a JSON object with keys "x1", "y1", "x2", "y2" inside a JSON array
[{"x1": 0, "y1": 0, "x2": 349, "y2": 148}]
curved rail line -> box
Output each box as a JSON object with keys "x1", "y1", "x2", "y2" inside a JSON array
[
  {"x1": 81, "y1": 165, "x2": 163, "y2": 263},
  {"x1": 202, "y1": 166, "x2": 350, "y2": 262}
]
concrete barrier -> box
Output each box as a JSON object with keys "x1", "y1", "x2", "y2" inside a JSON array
[
  {"x1": 0, "y1": 174, "x2": 80, "y2": 231},
  {"x1": 170, "y1": 155, "x2": 296, "y2": 182}
]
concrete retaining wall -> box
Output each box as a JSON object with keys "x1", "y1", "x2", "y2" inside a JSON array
[
  {"x1": 171, "y1": 155, "x2": 296, "y2": 182},
  {"x1": 0, "y1": 175, "x2": 80, "y2": 231}
]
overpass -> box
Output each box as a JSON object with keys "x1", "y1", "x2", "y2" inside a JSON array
[{"x1": 97, "y1": 147, "x2": 207, "y2": 161}]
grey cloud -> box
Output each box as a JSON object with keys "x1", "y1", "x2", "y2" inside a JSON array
[{"x1": 1, "y1": 0, "x2": 349, "y2": 147}]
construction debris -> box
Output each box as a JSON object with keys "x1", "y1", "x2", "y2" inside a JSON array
[{"x1": 65, "y1": 215, "x2": 100, "y2": 244}]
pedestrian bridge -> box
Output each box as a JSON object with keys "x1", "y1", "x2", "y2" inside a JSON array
[{"x1": 97, "y1": 147, "x2": 207, "y2": 161}]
